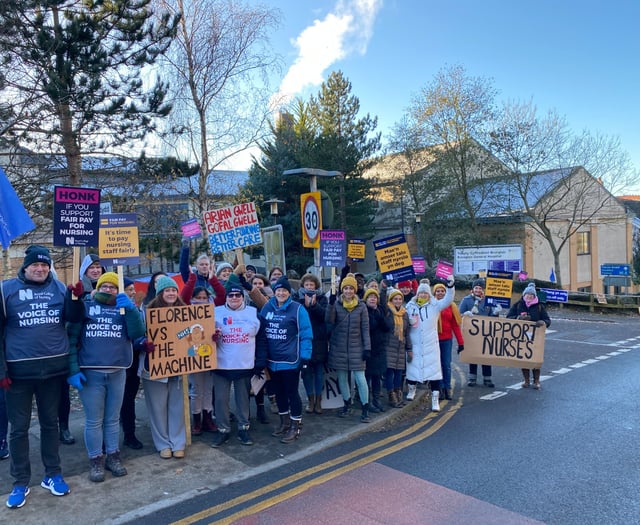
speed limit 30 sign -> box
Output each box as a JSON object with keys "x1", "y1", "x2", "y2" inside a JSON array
[{"x1": 300, "y1": 192, "x2": 322, "y2": 248}]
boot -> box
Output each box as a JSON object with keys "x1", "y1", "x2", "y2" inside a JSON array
[
  {"x1": 406, "y1": 384, "x2": 417, "y2": 401},
  {"x1": 431, "y1": 390, "x2": 440, "y2": 412},
  {"x1": 191, "y1": 413, "x2": 203, "y2": 436},
  {"x1": 337, "y1": 399, "x2": 351, "y2": 418},
  {"x1": 59, "y1": 427, "x2": 75, "y2": 445},
  {"x1": 368, "y1": 399, "x2": 381, "y2": 413},
  {"x1": 388, "y1": 390, "x2": 398, "y2": 408},
  {"x1": 521, "y1": 369, "x2": 530, "y2": 388},
  {"x1": 395, "y1": 388, "x2": 406, "y2": 407},
  {"x1": 105, "y1": 451, "x2": 127, "y2": 477},
  {"x1": 305, "y1": 394, "x2": 315, "y2": 414},
  {"x1": 268, "y1": 394, "x2": 278, "y2": 414},
  {"x1": 439, "y1": 388, "x2": 446, "y2": 401},
  {"x1": 483, "y1": 377, "x2": 495, "y2": 388},
  {"x1": 444, "y1": 389, "x2": 452, "y2": 400},
  {"x1": 314, "y1": 395, "x2": 323, "y2": 414},
  {"x1": 202, "y1": 410, "x2": 218, "y2": 433},
  {"x1": 271, "y1": 414, "x2": 291, "y2": 437},
  {"x1": 89, "y1": 455, "x2": 105, "y2": 483},
  {"x1": 361, "y1": 403, "x2": 371, "y2": 423},
  {"x1": 533, "y1": 369, "x2": 541, "y2": 390},
  {"x1": 371, "y1": 395, "x2": 385, "y2": 413},
  {"x1": 280, "y1": 418, "x2": 302, "y2": 443},
  {"x1": 256, "y1": 404, "x2": 269, "y2": 424}
]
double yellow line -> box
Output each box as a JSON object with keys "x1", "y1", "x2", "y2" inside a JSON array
[{"x1": 173, "y1": 382, "x2": 463, "y2": 525}]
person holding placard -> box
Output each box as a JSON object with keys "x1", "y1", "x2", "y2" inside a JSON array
[
  {"x1": 326, "y1": 273, "x2": 373, "y2": 423},
  {"x1": 258, "y1": 276, "x2": 312, "y2": 443},
  {"x1": 180, "y1": 239, "x2": 215, "y2": 295},
  {"x1": 66, "y1": 272, "x2": 145, "y2": 483},
  {"x1": 459, "y1": 278, "x2": 501, "y2": 388},
  {"x1": 433, "y1": 283, "x2": 464, "y2": 401},
  {"x1": 139, "y1": 277, "x2": 188, "y2": 459},
  {"x1": 405, "y1": 278, "x2": 455, "y2": 412},
  {"x1": 384, "y1": 288, "x2": 412, "y2": 409},
  {"x1": 506, "y1": 283, "x2": 551, "y2": 390}
]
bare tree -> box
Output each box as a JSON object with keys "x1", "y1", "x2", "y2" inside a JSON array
[{"x1": 155, "y1": 0, "x2": 282, "y2": 216}]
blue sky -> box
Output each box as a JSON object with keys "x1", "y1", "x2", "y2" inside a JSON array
[{"x1": 239, "y1": 0, "x2": 639, "y2": 192}]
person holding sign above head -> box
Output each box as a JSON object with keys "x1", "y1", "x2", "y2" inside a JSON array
[
  {"x1": 139, "y1": 276, "x2": 188, "y2": 459},
  {"x1": 506, "y1": 283, "x2": 551, "y2": 390},
  {"x1": 384, "y1": 288, "x2": 412, "y2": 409},
  {"x1": 210, "y1": 275, "x2": 265, "y2": 447},
  {"x1": 433, "y1": 283, "x2": 464, "y2": 401},
  {"x1": 326, "y1": 273, "x2": 373, "y2": 423},
  {"x1": 258, "y1": 276, "x2": 312, "y2": 443},
  {"x1": 66, "y1": 272, "x2": 146, "y2": 483},
  {"x1": 180, "y1": 239, "x2": 215, "y2": 295},
  {"x1": 405, "y1": 277, "x2": 455, "y2": 412},
  {"x1": 459, "y1": 278, "x2": 501, "y2": 388}
]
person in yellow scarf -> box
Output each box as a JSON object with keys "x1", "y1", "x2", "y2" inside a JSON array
[
  {"x1": 384, "y1": 289, "x2": 412, "y2": 408},
  {"x1": 433, "y1": 283, "x2": 464, "y2": 401}
]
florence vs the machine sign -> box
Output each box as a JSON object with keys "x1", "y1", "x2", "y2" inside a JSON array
[{"x1": 53, "y1": 186, "x2": 101, "y2": 247}]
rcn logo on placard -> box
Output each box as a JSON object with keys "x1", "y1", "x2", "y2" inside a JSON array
[
  {"x1": 19, "y1": 289, "x2": 34, "y2": 301},
  {"x1": 265, "y1": 311, "x2": 274, "y2": 320},
  {"x1": 89, "y1": 305, "x2": 101, "y2": 316},
  {"x1": 223, "y1": 317, "x2": 233, "y2": 326}
]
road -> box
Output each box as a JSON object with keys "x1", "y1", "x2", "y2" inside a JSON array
[{"x1": 133, "y1": 311, "x2": 640, "y2": 524}]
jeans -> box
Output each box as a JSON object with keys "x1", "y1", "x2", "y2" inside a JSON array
[
  {"x1": 337, "y1": 369, "x2": 369, "y2": 404},
  {"x1": 301, "y1": 361, "x2": 325, "y2": 397},
  {"x1": 366, "y1": 372, "x2": 382, "y2": 398},
  {"x1": 212, "y1": 373, "x2": 251, "y2": 432},
  {"x1": 438, "y1": 339, "x2": 453, "y2": 389},
  {"x1": 469, "y1": 364, "x2": 492, "y2": 379},
  {"x1": 385, "y1": 368, "x2": 404, "y2": 391},
  {"x1": 0, "y1": 389, "x2": 7, "y2": 442},
  {"x1": 79, "y1": 369, "x2": 126, "y2": 458},
  {"x1": 270, "y1": 369, "x2": 303, "y2": 420},
  {"x1": 6, "y1": 375, "x2": 64, "y2": 486}
]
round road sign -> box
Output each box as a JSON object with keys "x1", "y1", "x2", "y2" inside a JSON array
[{"x1": 301, "y1": 193, "x2": 321, "y2": 246}]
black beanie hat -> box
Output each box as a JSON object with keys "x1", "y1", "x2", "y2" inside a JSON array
[
  {"x1": 224, "y1": 274, "x2": 244, "y2": 295},
  {"x1": 272, "y1": 276, "x2": 292, "y2": 293},
  {"x1": 22, "y1": 245, "x2": 52, "y2": 269}
]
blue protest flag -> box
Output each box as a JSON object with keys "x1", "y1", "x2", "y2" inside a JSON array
[{"x1": 0, "y1": 166, "x2": 36, "y2": 249}]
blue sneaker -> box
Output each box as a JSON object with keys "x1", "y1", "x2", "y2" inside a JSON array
[
  {"x1": 6, "y1": 486, "x2": 30, "y2": 508},
  {"x1": 40, "y1": 475, "x2": 70, "y2": 496}
]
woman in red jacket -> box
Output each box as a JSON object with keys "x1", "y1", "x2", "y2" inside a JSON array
[{"x1": 433, "y1": 283, "x2": 463, "y2": 401}]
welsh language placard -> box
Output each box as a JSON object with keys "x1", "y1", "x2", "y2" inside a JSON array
[
  {"x1": 460, "y1": 316, "x2": 545, "y2": 369},
  {"x1": 53, "y1": 186, "x2": 101, "y2": 247},
  {"x1": 146, "y1": 304, "x2": 217, "y2": 379},
  {"x1": 203, "y1": 202, "x2": 261, "y2": 254}
]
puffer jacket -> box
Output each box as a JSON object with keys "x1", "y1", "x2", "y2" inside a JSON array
[
  {"x1": 385, "y1": 307, "x2": 412, "y2": 371},
  {"x1": 365, "y1": 303, "x2": 393, "y2": 376},
  {"x1": 326, "y1": 298, "x2": 370, "y2": 372}
]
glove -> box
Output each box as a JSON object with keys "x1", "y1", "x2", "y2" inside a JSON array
[
  {"x1": 300, "y1": 359, "x2": 310, "y2": 370},
  {"x1": 211, "y1": 328, "x2": 222, "y2": 343},
  {"x1": 535, "y1": 320, "x2": 546, "y2": 327},
  {"x1": 142, "y1": 339, "x2": 156, "y2": 353},
  {"x1": 252, "y1": 366, "x2": 265, "y2": 379},
  {"x1": 239, "y1": 273, "x2": 252, "y2": 291},
  {"x1": 0, "y1": 377, "x2": 12, "y2": 390},
  {"x1": 457, "y1": 345, "x2": 464, "y2": 354},
  {"x1": 68, "y1": 281, "x2": 84, "y2": 298},
  {"x1": 115, "y1": 293, "x2": 135, "y2": 311},
  {"x1": 519, "y1": 313, "x2": 532, "y2": 321},
  {"x1": 406, "y1": 350, "x2": 413, "y2": 363},
  {"x1": 329, "y1": 294, "x2": 336, "y2": 305},
  {"x1": 67, "y1": 372, "x2": 87, "y2": 391},
  {"x1": 462, "y1": 311, "x2": 473, "y2": 317},
  {"x1": 446, "y1": 275, "x2": 455, "y2": 288},
  {"x1": 493, "y1": 304, "x2": 503, "y2": 314},
  {"x1": 362, "y1": 350, "x2": 371, "y2": 361},
  {"x1": 182, "y1": 237, "x2": 190, "y2": 248}
]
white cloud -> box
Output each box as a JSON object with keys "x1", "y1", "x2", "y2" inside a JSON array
[{"x1": 272, "y1": 0, "x2": 383, "y2": 109}]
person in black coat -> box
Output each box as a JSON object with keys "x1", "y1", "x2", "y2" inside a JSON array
[
  {"x1": 506, "y1": 283, "x2": 551, "y2": 390},
  {"x1": 363, "y1": 288, "x2": 393, "y2": 412}
]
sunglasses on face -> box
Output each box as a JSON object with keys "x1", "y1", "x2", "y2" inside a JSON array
[{"x1": 227, "y1": 292, "x2": 243, "y2": 298}]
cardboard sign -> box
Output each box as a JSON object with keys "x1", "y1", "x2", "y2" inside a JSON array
[
  {"x1": 460, "y1": 316, "x2": 545, "y2": 369},
  {"x1": 181, "y1": 218, "x2": 202, "y2": 239},
  {"x1": 347, "y1": 239, "x2": 366, "y2": 261},
  {"x1": 53, "y1": 186, "x2": 101, "y2": 247},
  {"x1": 320, "y1": 230, "x2": 346, "y2": 267},
  {"x1": 98, "y1": 213, "x2": 139, "y2": 265},
  {"x1": 146, "y1": 304, "x2": 217, "y2": 379},
  {"x1": 485, "y1": 270, "x2": 513, "y2": 308},
  {"x1": 203, "y1": 202, "x2": 261, "y2": 254},
  {"x1": 374, "y1": 234, "x2": 415, "y2": 282}
]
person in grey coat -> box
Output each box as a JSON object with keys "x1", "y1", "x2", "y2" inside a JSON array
[{"x1": 326, "y1": 273, "x2": 372, "y2": 423}]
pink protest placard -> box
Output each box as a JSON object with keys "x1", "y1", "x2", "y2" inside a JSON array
[{"x1": 435, "y1": 259, "x2": 454, "y2": 279}]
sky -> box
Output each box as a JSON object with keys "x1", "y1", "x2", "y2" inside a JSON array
[{"x1": 232, "y1": 0, "x2": 640, "y2": 192}]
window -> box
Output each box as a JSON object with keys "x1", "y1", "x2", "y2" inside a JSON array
[{"x1": 576, "y1": 231, "x2": 590, "y2": 255}]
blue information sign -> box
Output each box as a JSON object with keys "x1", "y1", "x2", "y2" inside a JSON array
[
  {"x1": 540, "y1": 288, "x2": 568, "y2": 303},
  {"x1": 600, "y1": 264, "x2": 630, "y2": 276}
]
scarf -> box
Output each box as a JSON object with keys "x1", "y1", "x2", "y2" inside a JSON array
[
  {"x1": 437, "y1": 302, "x2": 462, "y2": 334},
  {"x1": 524, "y1": 295, "x2": 539, "y2": 308},
  {"x1": 341, "y1": 295, "x2": 359, "y2": 312},
  {"x1": 391, "y1": 305, "x2": 406, "y2": 342},
  {"x1": 416, "y1": 297, "x2": 429, "y2": 306}
]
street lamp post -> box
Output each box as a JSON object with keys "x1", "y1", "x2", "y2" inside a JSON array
[
  {"x1": 264, "y1": 198, "x2": 285, "y2": 225},
  {"x1": 415, "y1": 213, "x2": 423, "y2": 254}
]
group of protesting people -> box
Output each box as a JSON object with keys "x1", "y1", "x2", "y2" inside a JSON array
[{"x1": 0, "y1": 242, "x2": 550, "y2": 510}]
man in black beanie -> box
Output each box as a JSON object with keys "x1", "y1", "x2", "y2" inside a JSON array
[{"x1": 0, "y1": 245, "x2": 84, "y2": 508}]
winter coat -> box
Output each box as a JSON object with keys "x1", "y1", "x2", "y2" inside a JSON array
[
  {"x1": 326, "y1": 298, "x2": 371, "y2": 372},
  {"x1": 405, "y1": 286, "x2": 454, "y2": 383},
  {"x1": 295, "y1": 289, "x2": 329, "y2": 364},
  {"x1": 384, "y1": 307, "x2": 412, "y2": 371},
  {"x1": 365, "y1": 303, "x2": 393, "y2": 376},
  {"x1": 506, "y1": 299, "x2": 551, "y2": 327}
]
